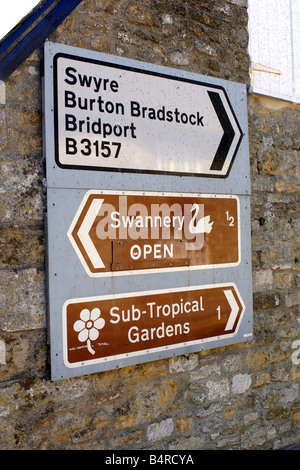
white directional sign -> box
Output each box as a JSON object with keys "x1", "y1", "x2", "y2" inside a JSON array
[{"x1": 53, "y1": 52, "x2": 243, "y2": 177}]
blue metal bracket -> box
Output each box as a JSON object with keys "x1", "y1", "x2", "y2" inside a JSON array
[{"x1": 0, "y1": 0, "x2": 83, "y2": 81}]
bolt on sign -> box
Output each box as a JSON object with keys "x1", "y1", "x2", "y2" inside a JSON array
[
  {"x1": 68, "y1": 190, "x2": 240, "y2": 277},
  {"x1": 63, "y1": 284, "x2": 245, "y2": 369},
  {"x1": 52, "y1": 46, "x2": 243, "y2": 178}
]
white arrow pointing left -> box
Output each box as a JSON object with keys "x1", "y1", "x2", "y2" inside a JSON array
[
  {"x1": 72, "y1": 198, "x2": 104, "y2": 270},
  {"x1": 77, "y1": 199, "x2": 104, "y2": 269}
]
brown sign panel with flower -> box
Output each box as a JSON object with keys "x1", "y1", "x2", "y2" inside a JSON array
[{"x1": 63, "y1": 284, "x2": 245, "y2": 368}]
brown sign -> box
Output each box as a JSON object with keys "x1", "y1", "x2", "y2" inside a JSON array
[
  {"x1": 68, "y1": 191, "x2": 240, "y2": 276},
  {"x1": 63, "y1": 284, "x2": 245, "y2": 368}
]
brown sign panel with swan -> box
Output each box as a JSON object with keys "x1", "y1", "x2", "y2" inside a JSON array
[{"x1": 68, "y1": 191, "x2": 240, "y2": 277}]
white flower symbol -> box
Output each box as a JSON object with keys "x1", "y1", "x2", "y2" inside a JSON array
[{"x1": 73, "y1": 308, "x2": 105, "y2": 355}]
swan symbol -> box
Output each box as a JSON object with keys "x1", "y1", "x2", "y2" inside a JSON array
[{"x1": 189, "y1": 204, "x2": 214, "y2": 234}]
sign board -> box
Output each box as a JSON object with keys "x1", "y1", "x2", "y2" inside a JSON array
[
  {"x1": 44, "y1": 43, "x2": 253, "y2": 381},
  {"x1": 68, "y1": 190, "x2": 240, "y2": 277},
  {"x1": 44, "y1": 42, "x2": 250, "y2": 196},
  {"x1": 53, "y1": 51, "x2": 243, "y2": 178},
  {"x1": 63, "y1": 284, "x2": 245, "y2": 369}
]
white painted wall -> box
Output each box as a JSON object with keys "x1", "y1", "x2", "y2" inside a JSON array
[{"x1": 248, "y1": 0, "x2": 300, "y2": 102}]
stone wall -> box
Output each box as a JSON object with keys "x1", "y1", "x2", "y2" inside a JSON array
[{"x1": 0, "y1": 0, "x2": 299, "y2": 449}]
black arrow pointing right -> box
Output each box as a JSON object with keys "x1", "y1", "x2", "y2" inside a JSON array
[{"x1": 208, "y1": 90, "x2": 236, "y2": 172}]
